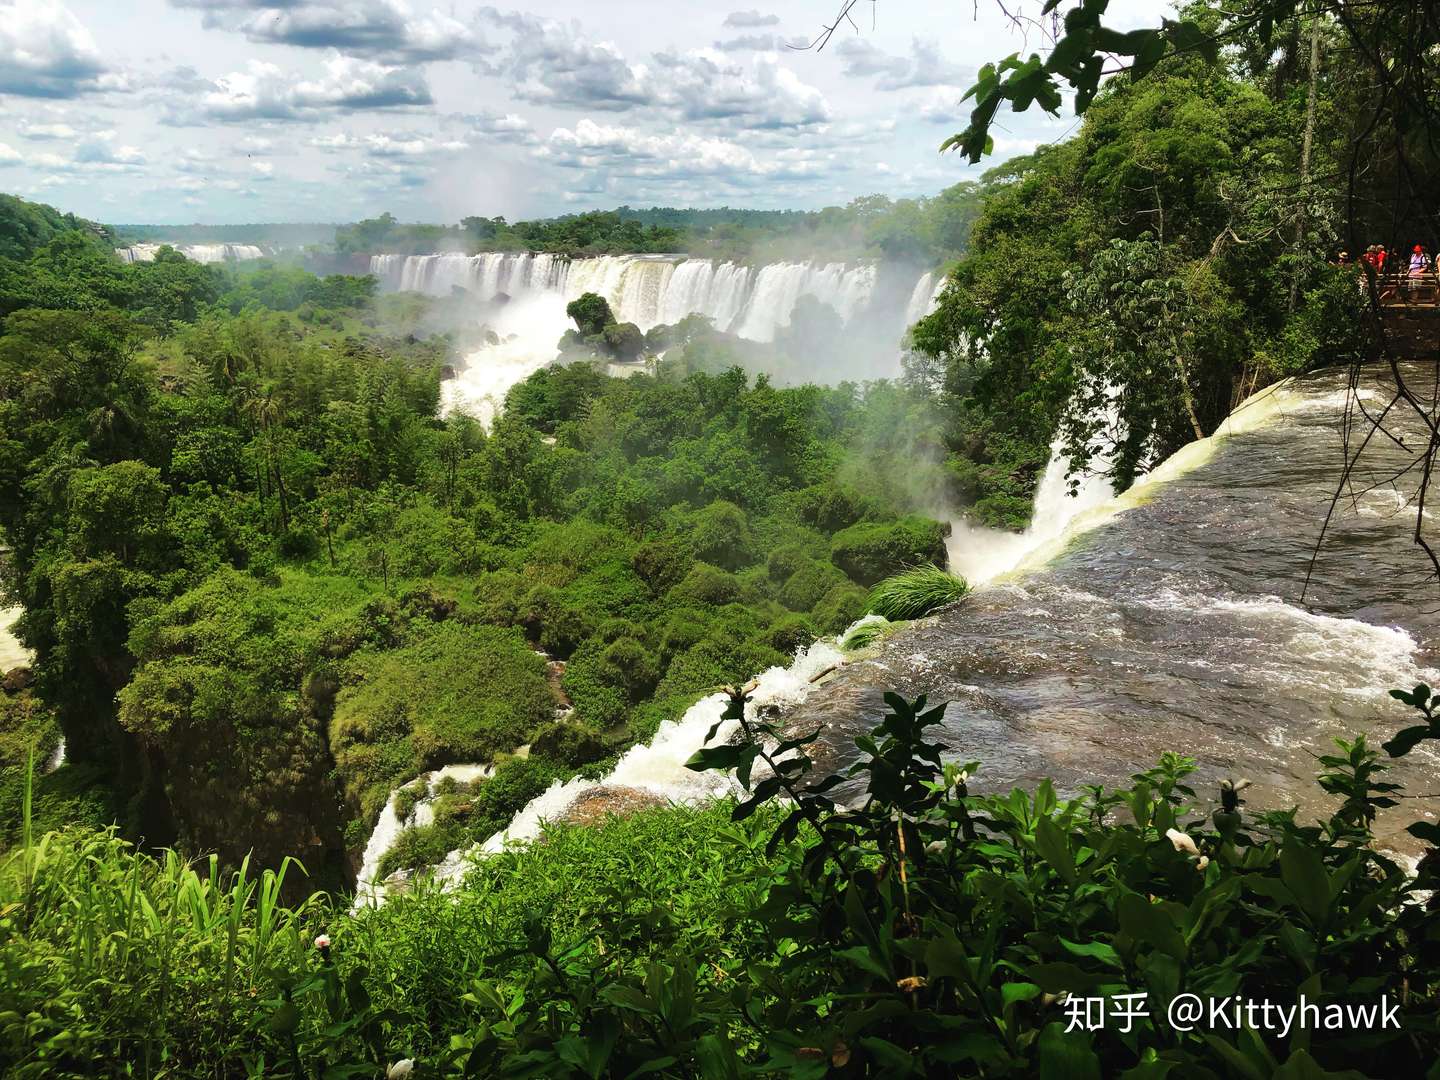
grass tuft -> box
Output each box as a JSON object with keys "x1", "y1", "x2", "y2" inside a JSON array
[{"x1": 865, "y1": 564, "x2": 969, "y2": 621}]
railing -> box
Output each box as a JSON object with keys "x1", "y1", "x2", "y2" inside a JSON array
[{"x1": 1371, "y1": 269, "x2": 1440, "y2": 308}]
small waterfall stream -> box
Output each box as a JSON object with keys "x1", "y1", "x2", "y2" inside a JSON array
[{"x1": 355, "y1": 632, "x2": 848, "y2": 904}]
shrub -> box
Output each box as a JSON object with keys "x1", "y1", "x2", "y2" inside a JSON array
[
  {"x1": 566, "y1": 292, "x2": 613, "y2": 336},
  {"x1": 777, "y1": 559, "x2": 848, "y2": 611},
  {"x1": 811, "y1": 581, "x2": 868, "y2": 634},
  {"x1": 866, "y1": 564, "x2": 969, "y2": 620},
  {"x1": 767, "y1": 614, "x2": 817, "y2": 655},
  {"x1": 688, "y1": 500, "x2": 754, "y2": 570},
  {"x1": 531, "y1": 720, "x2": 605, "y2": 767},
  {"x1": 829, "y1": 514, "x2": 949, "y2": 586},
  {"x1": 632, "y1": 540, "x2": 692, "y2": 594},
  {"x1": 765, "y1": 542, "x2": 811, "y2": 582},
  {"x1": 328, "y1": 622, "x2": 553, "y2": 821},
  {"x1": 669, "y1": 563, "x2": 741, "y2": 605},
  {"x1": 601, "y1": 321, "x2": 645, "y2": 361}
]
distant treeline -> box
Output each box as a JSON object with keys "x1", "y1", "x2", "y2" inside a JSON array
[
  {"x1": 112, "y1": 222, "x2": 339, "y2": 247},
  {"x1": 331, "y1": 185, "x2": 989, "y2": 266}
]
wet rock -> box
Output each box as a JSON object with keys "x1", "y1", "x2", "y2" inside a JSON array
[
  {"x1": 439, "y1": 365, "x2": 456, "y2": 380},
  {"x1": 559, "y1": 785, "x2": 666, "y2": 827},
  {"x1": 2, "y1": 666, "x2": 32, "y2": 693}
]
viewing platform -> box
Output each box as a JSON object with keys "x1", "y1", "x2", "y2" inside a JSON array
[{"x1": 1373, "y1": 272, "x2": 1440, "y2": 357}]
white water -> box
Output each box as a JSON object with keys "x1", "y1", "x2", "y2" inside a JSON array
[
  {"x1": 353, "y1": 630, "x2": 849, "y2": 904},
  {"x1": 0, "y1": 606, "x2": 27, "y2": 671},
  {"x1": 370, "y1": 252, "x2": 895, "y2": 341},
  {"x1": 946, "y1": 417, "x2": 1119, "y2": 586},
  {"x1": 353, "y1": 762, "x2": 496, "y2": 907},
  {"x1": 385, "y1": 251, "x2": 946, "y2": 426},
  {"x1": 117, "y1": 243, "x2": 268, "y2": 264}
]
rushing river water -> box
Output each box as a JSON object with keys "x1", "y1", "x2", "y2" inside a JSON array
[
  {"x1": 0, "y1": 606, "x2": 27, "y2": 672},
  {"x1": 790, "y1": 365, "x2": 1440, "y2": 847}
]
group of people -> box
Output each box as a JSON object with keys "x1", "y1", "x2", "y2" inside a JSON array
[{"x1": 1335, "y1": 244, "x2": 1438, "y2": 301}]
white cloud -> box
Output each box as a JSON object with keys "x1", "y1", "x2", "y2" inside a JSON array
[
  {"x1": 17, "y1": 121, "x2": 79, "y2": 140},
  {"x1": 914, "y1": 85, "x2": 966, "y2": 123},
  {"x1": 836, "y1": 37, "x2": 970, "y2": 90},
  {"x1": 723, "y1": 10, "x2": 780, "y2": 28},
  {"x1": 182, "y1": 53, "x2": 432, "y2": 122},
  {"x1": 540, "y1": 118, "x2": 824, "y2": 184},
  {"x1": 480, "y1": 10, "x2": 828, "y2": 128},
  {"x1": 229, "y1": 1, "x2": 489, "y2": 63},
  {"x1": 0, "y1": 142, "x2": 21, "y2": 165},
  {"x1": 0, "y1": 0, "x2": 110, "y2": 98}
]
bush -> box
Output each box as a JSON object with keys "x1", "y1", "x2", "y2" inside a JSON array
[
  {"x1": 328, "y1": 622, "x2": 554, "y2": 822},
  {"x1": 566, "y1": 292, "x2": 613, "y2": 336},
  {"x1": 669, "y1": 563, "x2": 741, "y2": 605},
  {"x1": 829, "y1": 515, "x2": 949, "y2": 586},
  {"x1": 688, "y1": 500, "x2": 754, "y2": 570},
  {"x1": 531, "y1": 720, "x2": 605, "y2": 767},
  {"x1": 866, "y1": 564, "x2": 969, "y2": 620},
  {"x1": 777, "y1": 559, "x2": 848, "y2": 612},
  {"x1": 765, "y1": 542, "x2": 811, "y2": 582},
  {"x1": 632, "y1": 540, "x2": 692, "y2": 594},
  {"x1": 601, "y1": 321, "x2": 645, "y2": 361},
  {"x1": 767, "y1": 614, "x2": 817, "y2": 655},
  {"x1": 811, "y1": 581, "x2": 868, "y2": 634}
]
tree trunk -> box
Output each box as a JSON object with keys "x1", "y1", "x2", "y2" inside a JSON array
[{"x1": 1289, "y1": 6, "x2": 1322, "y2": 313}]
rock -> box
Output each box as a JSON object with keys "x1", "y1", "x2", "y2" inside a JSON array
[
  {"x1": 439, "y1": 365, "x2": 456, "y2": 380},
  {"x1": 2, "y1": 666, "x2": 33, "y2": 693},
  {"x1": 559, "y1": 786, "x2": 666, "y2": 827}
]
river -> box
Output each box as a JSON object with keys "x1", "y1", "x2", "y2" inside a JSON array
[{"x1": 788, "y1": 364, "x2": 1440, "y2": 847}]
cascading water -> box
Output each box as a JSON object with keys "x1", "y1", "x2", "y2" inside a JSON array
[
  {"x1": 947, "y1": 400, "x2": 1125, "y2": 586},
  {"x1": 793, "y1": 365, "x2": 1440, "y2": 850},
  {"x1": 116, "y1": 243, "x2": 268, "y2": 264},
  {"x1": 368, "y1": 252, "x2": 893, "y2": 338},
  {"x1": 354, "y1": 630, "x2": 849, "y2": 905},
  {"x1": 0, "y1": 605, "x2": 26, "y2": 672},
  {"x1": 372, "y1": 251, "x2": 941, "y2": 425}
]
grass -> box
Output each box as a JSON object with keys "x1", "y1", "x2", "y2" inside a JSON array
[{"x1": 865, "y1": 564, "x2": 969, "y2": 620}]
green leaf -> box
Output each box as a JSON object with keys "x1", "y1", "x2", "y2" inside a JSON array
[
  {"x1": 1034, "y1": 816, "x2": 1078, "y2": 883},
  {"x1": 1280, "y1": 843, "x2": 1331, "y2": 925},
  {"x1": 1382, "y1": 725, "x2": 1434, "y2": 758},
  {"x1": 1037, "y1": 1021, "x2": 1101, "y2": 1080},
  {"x1": 1117, "y1": 893, "x2": 1186, "y2": 960},
  {"x1": 1058, "y1": 937, "x2": 1122, "y2": 969}
]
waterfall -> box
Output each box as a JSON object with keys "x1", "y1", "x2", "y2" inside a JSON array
[
  {"x1": 353, "y1": 762, "x2": 497, "y2": 907},
  {"x1": 117, "y1": 243, "x2": 268, "y2": 264},
  {"x1": 1, "y1": 605, "x2": 29, "y2": 672},
  {"x1": 353, "y1": 627, "x2": 854, "y2": 905},
  {"x1": 369, "y1": 252, "x2": 894, "y2": 341},
  {"x1": 946, "y1": 381, "x2": 1303, "y2": 587}
]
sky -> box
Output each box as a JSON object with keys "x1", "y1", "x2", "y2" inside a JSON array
[{"x1": 0, "y1": 0, "x2": 1172, "y2": 225}]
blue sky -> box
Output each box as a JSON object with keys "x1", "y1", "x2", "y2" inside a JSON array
[{"x1": 0, "y1": 0, "x2": 1171, "y2": 224}]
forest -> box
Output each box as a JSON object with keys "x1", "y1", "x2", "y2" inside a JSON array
[
  {"x1": 2, "y1": 0, "x2": 1440, "y2": 1074},
  {"x1": 332, "y1": 184, "x2": 986, "y2": 265}
]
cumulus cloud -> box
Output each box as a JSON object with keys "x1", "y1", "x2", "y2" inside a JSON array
[
  {"x1": 449, "y1": 110, "x2": 538, "y2": 145},
  {"x1": 480, "y1": 10, "x2": 828, "y2": 128},
  {"x1": 0, "y1": 143, "x2": 21, "y2": 165},
  {"x1": 715, "y1": 34, "x2": 780, "y2": 53},
  {"x1": 12, "y1": 135, "x2": 147, "y2": 174},
  {"x1": 479, "y1": 9, "x2": 650, "y2": 111},
  {"x1": 178, "y1": 54, "x2": 432, "y2": 122},
  {"x1": 0, "y1": 1, "x2": 110, "y2": 98},
  {"x1": 308, "y1": 130, "x2": 465, "y2": 155},
  {"x1": 17, "y1": 121, "x2": 79, "y2": 140},
  {"x1": 232, "y1": 1, "x2": 488, "y2": 63},
  {"x1": 836, "y1": 37, "x2": 970, "y2": 90},
  {"x1": 723, "y1": 10, "x2": 779, "y2": 28},
  {"x1": 914, "y1": 84, "x2": 965, "y2": 123},
  {"x1": 539, "y1": 118, "x2": 822, "y2": 185},
  {"x1": 649, "y1": 49, "x2": 829, "y2": 128}
]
